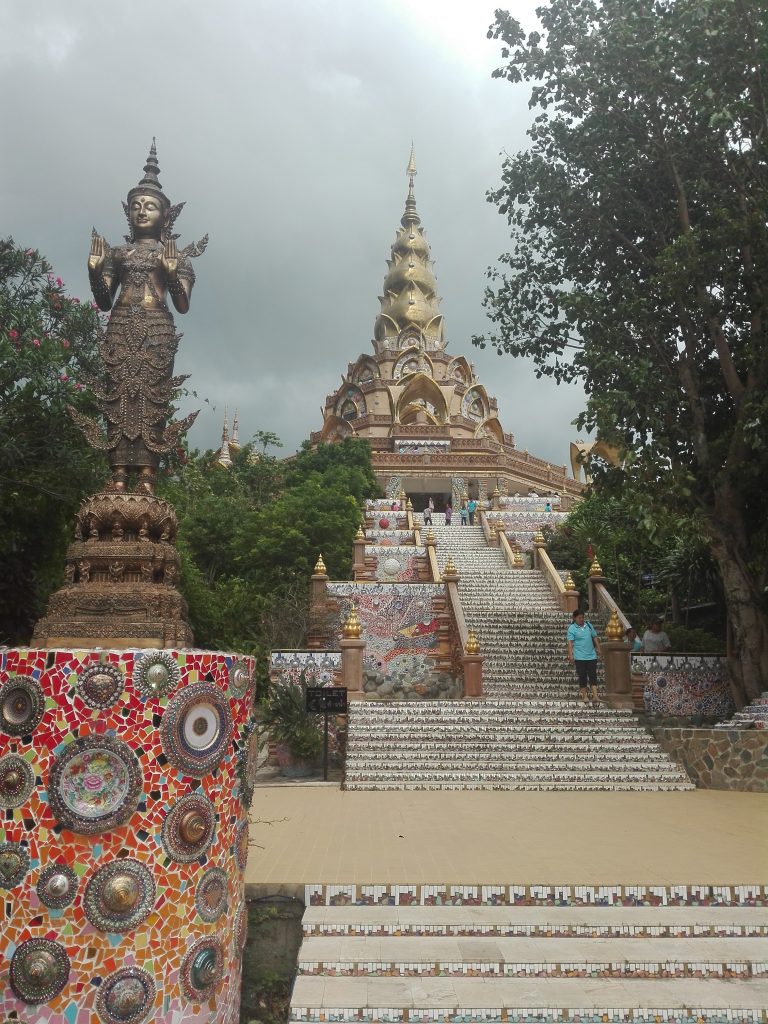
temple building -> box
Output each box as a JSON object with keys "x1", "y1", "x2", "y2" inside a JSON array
[{"x1": 311, "y1": 152, "x2": 583, "y2": 510}]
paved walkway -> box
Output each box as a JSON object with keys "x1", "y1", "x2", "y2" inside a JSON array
[{"x1": 245, "y1": 788, "x2": 768, "y2": 888}]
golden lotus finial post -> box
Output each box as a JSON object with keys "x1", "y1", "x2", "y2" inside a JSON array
[
  {"x1": 588, "y1": 555, "x2": 604, "y2": 578},
  {"x1": 564, "y1": 572, "x2": 577, "y2": 591},
  {"x1": 424, "y1": 528, "x2": 436, "y2": 546},
  {"x1": 605, "y1": 607, "x2": 624, "y2": 640},
  {"x1": 355, "y1": 524, "x2": 365, "y2": 540},
  {"x1": 465, "y1": 629, "x2": 480, "y2": 655},
  {"x1": 533, "y1": 530, "x2": 546, "y2": 546},
  {"x1": 443, "y1": 557, "x2": 459, "y2": 579},
  {"x1": 406, "y1": 497, "x2": 413, "y2": 512},
  {"x1": 342, "y1": 604, "x2": 363, "y2": 639},
  {"x1": 313, "y1": 553, "x2": 327, "y2": 576}
]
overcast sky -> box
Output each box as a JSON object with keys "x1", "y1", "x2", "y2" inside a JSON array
[{"x1": 1, "y1": 0, "x2": 586, "y2": 469}]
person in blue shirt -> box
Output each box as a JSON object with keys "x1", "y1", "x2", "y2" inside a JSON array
[
  {"x1": 467, "y1": 498, "x2": 477, "y2": 525},
  {"x1": 566, "y1": 609, "x2": 602, "y2": 704}
]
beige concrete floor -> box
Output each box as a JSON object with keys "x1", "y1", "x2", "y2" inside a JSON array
[{"x1": 245, "y1": 788, "x2": 768, "y2": 887}]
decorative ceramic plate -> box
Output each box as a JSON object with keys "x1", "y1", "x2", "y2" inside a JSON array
[
  {"x1": 160, "y1": 683, "x2": 233, "y2": 778},
  {"x1": 37, "y1": 863, "x2": 79, "y2": 909},
  {"x1": 76, "y1": 662, "x2": 125, "y2": 709},
  {"x1": 49, "y1": 735, "x2": 143, "y2": 834},
  {"x1": 133, "y1": 649, "x2": 181, "y2": 698},
  {"x1": 0, "y1": 675, "x2": 45, "y2": 736},
  {"x1": 83, "y1": 858, "x2": 156, "y2": 933},
  {"x1": 234, "y1": 901, "x2": 248, "y2": 949},
  {"x1": 9, "y1": 938, "x2": 70, "y2": 1004},
  {"x1": 0, "y1": 753, "x2": 35, "y2": 808},
  {"x1": 161, "y1": 792, "x2": 216, "y2": 863},
  {"x1": 180, "y1": 936, "x2": 225, "y2": 1002},
  {"x1": 228, "y1": 658, "x2": 252, "y2": 698},
  {"x1": 0, "y1": 841, "x2": 31, "y2": 889},
  {"x1": 95, "y1": 966, "x2": 156, "y2": 1024},
  {"x1": 195, "y1": 866, "x2": 228, "y2": 923}
]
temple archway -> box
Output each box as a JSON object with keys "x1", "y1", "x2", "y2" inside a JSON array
[
  {"x1": 396, "y1": 373, "x2": 448, "y2": 425},
  {"x1": 461, "y1": 385, "x2": 489, "y2": 421},
  {"x1": 394, "y1": 347, "x2": 434, "y2": 380},
  {"x1": 351, "y1": 355, "x2": 379, "y2": 385},
  {"x1": 334, "y1": 384, "x2": 366, "y2": 421},
  {"x1": 448, "y1": 356, "x2": 472, "y2": 385},
  {"x1": 320, "y1": 414, "x2": 356, "y2": 442}
]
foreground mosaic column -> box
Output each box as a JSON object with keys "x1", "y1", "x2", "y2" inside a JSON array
[{"x1": 0, "y1": 646, "x2": 256, "y2": 1023}]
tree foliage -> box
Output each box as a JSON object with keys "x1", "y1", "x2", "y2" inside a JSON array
[
  {"x1": 159, "y1": 436, "x2": 379, "y2": 666},
  {"x1": 480, "y1": 0, "x2": 768, "y2": 701},
  {"x1": 0, "y1": 239, "x2": 107, "y2": 642}
]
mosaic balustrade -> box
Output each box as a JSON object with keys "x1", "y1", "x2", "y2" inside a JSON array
[
  {"x1": 0, "y1": 646, "x2": 255, "y2": 1024},
  {"x1": 290, "y1": 1009, "x2": 766, "y2": 1023}
]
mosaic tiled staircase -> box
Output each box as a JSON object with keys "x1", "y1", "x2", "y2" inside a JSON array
[
  {"x1": 715, "y1": 693, "x2": 768, "y2": 730},
  {"x1": 291, "y1": 884, "x2": 768, "y2": 1024},
  {"x1": 345, "y1": 522, "x2": 692, "y2": 791}
]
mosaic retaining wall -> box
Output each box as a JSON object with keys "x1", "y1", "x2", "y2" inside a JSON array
[
  {"x1": 325, "y1": 584, "x2": 458, "y2": 699},
  {"x1": 269, "y1": 650, "x2": 341, "y2": 687},
  {"x1": 652, "y1": 727, "x2": 768, "y2": 792},
  {"x1": 636, "y1": 655, "x2": 734, "y2": 719},
  {"x1": 0, "y1": 646, "x2": 255, "y2": 1024},
  {"x1": 364, "y1": 528, "x2": 413, "y2": 547}
]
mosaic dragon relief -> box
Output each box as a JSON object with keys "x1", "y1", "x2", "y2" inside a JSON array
[{"x1": 326, "y1": 584, "x2": 459, "y2": 699}]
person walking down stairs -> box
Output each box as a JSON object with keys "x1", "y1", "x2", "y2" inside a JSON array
[{"x1": 566, "y1": 608, "x2": 602, "y2": 705}]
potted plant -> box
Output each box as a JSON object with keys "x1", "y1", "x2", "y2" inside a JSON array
[{"x1": 260, "y1": 676, "x2": 323, "y2": 777}]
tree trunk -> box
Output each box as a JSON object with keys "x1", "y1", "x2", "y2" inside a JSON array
[{"x1": 707, "y1": 526, "x2": 768, "y2": 707}]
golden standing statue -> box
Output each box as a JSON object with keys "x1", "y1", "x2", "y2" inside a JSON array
[{"x1": 71, "y1": 140, "x2": 207, "y2": 493}]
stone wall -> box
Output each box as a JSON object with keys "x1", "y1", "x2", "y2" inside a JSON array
[{"x1": 652, "y1": 727, "x2": 768, "y2": 791}]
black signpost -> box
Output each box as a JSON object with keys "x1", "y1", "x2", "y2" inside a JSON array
[{"x1": 305, "y1": 687, "x2": 348, "y2": 781}]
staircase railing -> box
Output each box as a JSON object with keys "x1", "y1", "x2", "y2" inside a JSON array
[
  {"x1": 587, "y1": 570, "x2": 634, "y2": 709},
  {"x1": 531, "y1": 537, "x2": 579, "y2": 613}
]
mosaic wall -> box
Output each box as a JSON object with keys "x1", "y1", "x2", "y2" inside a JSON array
[
  {"x1": 367, "y1": 546, "x2": 425, "y2": 582},
  {"x1": 652, "y1": 726, "x2": 768, "y2": 792},
  {"x1": 0, "y1": 646, "x2": 255, "y2": 1024},
  {"x1": 499, "y1": 496, "x2": 562, "y2": 508},
  {"x1": 326, "y1": 584, "x2": 456, "y2": 699},
  {"x1": 636, "y1": 654, "x2": 734, "y2": 719}
]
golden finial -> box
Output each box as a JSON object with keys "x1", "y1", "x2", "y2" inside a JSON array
[
  {"x1": 399, "y1": 487, "x2": 406, "y2": 500},
  {"x1": 465, "y1": 629, "x2": 480, "y2": 655},
  {"x1": 443, "y1": 557, "x2": 458, "y2": 577},
  {"x1": 355, "y1": 524, "x2": 365, "y2": 540},
  {"x1": 313, "y1": 553, "x2": 327, "y2": 575},
  {"x1": 564, "y1": 572, "x2": 577, "y2": 591},
  {"x1": 514, "y1": 549, "x2": 524, "y2": 567},
  {"x1": 605, "y1": 607, "x2": 624, "y2": 640},
  {"x1": 424, "y1": 528, "x2": 436, "y2": 545},
  {"x1": 533, "y1": 530, "x2": 546, "y2": 545},
  {"x1": 489, "y1": 519, "x2": 498, "y2": 537},
  {"x1": 342, "y1": 604, "x2": 362, "y2": 639},
  {"x1": 588, "y1": 555, "x2": 603, "y2": 577},
  {"x1": 492, "y1": 486, "x2": 500, "y2": 497},
  {"x1": 462, "y1": 490, "x2": 469, "y2": 502},
  {"x1": 406, "y1": 498, "x2": 413, "y2": 511}
]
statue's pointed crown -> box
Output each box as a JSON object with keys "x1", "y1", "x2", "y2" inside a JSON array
[{"x1": 128, "y1": 138, "x2": 170, "y2": 207}]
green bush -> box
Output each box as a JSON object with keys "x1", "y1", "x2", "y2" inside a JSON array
[
  {"x1": 665, "y1": 625, "x2": 725, "y2": 655},
  {"x1": 260, "y1": 677, "x2": 323, "y2": 762}
]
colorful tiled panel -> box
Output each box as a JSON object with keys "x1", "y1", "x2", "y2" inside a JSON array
[
  {"x1": 635, "y1": 655, "x2": 734, "y2": 719},
  {"x1": 270, "y1": 651, "x2": 342, "y2": 687},
  {"x1": 303, "y1": 884, "x2": 768, "y2": 907},
  {"x1": 0, "y1": 646, "x2": 255, "y2": 1023},
  {"x1": 326, "y1": 584, "x2": 458, "y2": 699},
  {"x1": 367, "y1": 547, "x2": 425, "y2": 582}
]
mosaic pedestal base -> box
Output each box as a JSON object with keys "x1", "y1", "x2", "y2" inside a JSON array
[{"x1": 0, "y1": 646, "x2": 256, "y2": 1024}]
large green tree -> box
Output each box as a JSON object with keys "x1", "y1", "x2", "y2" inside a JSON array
[
  {"x1": 0, "y1": 239, "x2": 107, "y2": 642},
  {"x1": 479, "y1": 0, "x2": 768, "y2": 702}
]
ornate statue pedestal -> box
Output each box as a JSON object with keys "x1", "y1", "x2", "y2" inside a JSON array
[
  {"x1": 0, "y1": 645, "x2": 256, "y2": 1024},
  {"x1": 32, "y1": 492, "x2": 193, "y2": 650}
]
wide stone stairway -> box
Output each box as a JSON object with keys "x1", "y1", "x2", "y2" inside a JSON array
[
  {"x1": 291, "y1": 884, "x2": 768, "y2": 1024},
  {"x1": 344, "y1": 522, "x2": 692, "y2": 791}
]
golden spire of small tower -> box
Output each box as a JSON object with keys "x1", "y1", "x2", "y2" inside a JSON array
[
  {"x1": 313, "y1": 553, "x2": 327, "y2": 576},
  {"x1": 342, "y1": 604, "x2": 363, "y2": 639},
  {"x1": 229, "y1": 409, "x2": 241, "y2": 453},
  {"x1": 375, "y1": 149, "x2": 444, "y2": 349},
  {"x1": 217, "y1": 407, "x2": 232, "y2": 468}
]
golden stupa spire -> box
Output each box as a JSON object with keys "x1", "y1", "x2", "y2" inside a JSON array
[
  {"x1": 217, "y1": 406, "x2": 232, "y2": 467},
  {"x1": 375, "y1": 147, "x2": 444, "y2": 350},
  {"x1": 230, "y1": 408, "x2": 241, "y2": 452}
]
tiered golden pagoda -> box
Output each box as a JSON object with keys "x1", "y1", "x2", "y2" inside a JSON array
[{"x1": 311, "y1": 152, "x2": 583, "y2": 508}]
